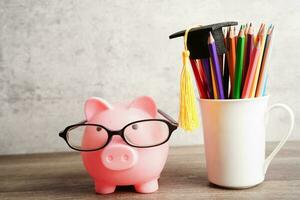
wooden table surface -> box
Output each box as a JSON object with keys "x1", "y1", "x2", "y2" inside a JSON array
[{"x1": 1, "y1": 142, "x2": 300, "y2": 200}]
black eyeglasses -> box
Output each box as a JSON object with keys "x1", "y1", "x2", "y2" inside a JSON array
[{"x1": 59, "y1": 109, "x2": 178, "y2": 151}]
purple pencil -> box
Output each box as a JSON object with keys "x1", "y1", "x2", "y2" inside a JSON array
[{"x1": 208, "y1": 32, "x2": 225, "y2": 99}]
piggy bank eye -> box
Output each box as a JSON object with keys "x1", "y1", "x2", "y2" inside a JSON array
[
  {"x1": 96, "y1": 127, "x2": 102, "y2": 132},
  {"x1": 132, "y1": 124, "x2": 138, "y2": 130}
]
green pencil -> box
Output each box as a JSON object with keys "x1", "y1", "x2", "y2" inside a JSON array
[{"x1": 233, "y1": 26, "x2": 245, "y2": 99}]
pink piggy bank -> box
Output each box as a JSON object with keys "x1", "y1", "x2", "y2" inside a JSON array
[{"x1": 78, "y1": 96, "x2": 178, "y2": 194}]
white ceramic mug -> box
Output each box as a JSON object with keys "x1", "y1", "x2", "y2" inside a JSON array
[{"x1": 199, "y1": 96, "x2": 295, "y2": 188}]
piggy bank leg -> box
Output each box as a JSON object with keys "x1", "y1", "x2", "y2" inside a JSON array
[
  {"x1": 94, "y1": 180, "x2": 116, "y2": 194},
  {"x1": 134, "y1": 179, "x2": 158, "y2": 193}
]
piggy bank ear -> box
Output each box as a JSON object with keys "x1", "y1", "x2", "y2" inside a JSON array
[
  {"x1": 84, "y1": 97, "x2": 112, "y2": 121},
  {"x1": 129, "y1": 96, "x2": 157, "y2": 117}
]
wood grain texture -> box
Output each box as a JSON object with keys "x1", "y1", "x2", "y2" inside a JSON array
[{"x1": 0, "y1": 142, "x2": 300, "y2": 200}]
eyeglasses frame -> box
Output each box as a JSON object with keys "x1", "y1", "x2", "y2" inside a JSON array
[{"x1": 59, "y1": 109, "x2": 178, "y2": 152}]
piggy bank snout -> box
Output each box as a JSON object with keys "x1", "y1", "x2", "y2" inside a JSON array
[{"x1": 101, "y1": 144, "x2": 138, "y2": 171}]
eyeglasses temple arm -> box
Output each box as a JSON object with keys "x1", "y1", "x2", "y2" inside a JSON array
[
  {"x1": 59, "y1": 120, "x2": 87, "y2": 136},
  {"x1": 73, "y1": 120, "x2": 87, "y2": 125},
  {"x1": 157, "y1": 109, "x2": 178, "y2": 126}
]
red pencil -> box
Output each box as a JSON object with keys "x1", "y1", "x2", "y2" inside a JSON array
[
  {"x1": 190, "y1": 59, "x2": 208, "y2": 98},
  {"x1": 228, "y1": 27, "x2": 236, "y2": 96},
  {"x1": 197, "y1": 60, "x2": 211, "y2": 98},
  {"x1": 242, "y1": 40, "x2": 261, "y2": 98}
]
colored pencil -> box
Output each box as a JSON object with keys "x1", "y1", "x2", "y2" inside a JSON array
[
  {"x1": 244, "y1": 23, "x2": 249, "y2": 35},
  {"x1": 262, "y1": 74, "x2": 268, "y2": 96},
  {"x1": 208, "y1": 32, "x2": 225, "y2": 99},
  {"x1": 249, "y1": 24, "x2": 266, "y2": 97},
  {"x1": 234, "y1": 26, "x2": 237, "y2": 47},
  {"x1": 241, "y1": 40, "x2": 261, "y2": 98},
  {"x1": 209, "y1": 58, "x2": 218, "y2": 99},
  {"x1": 232, "y1": 26, "x2": 245, "y2": 99},
  {"x1": 255, "y1": 25, "x2": 274, "y2": 97},
  {"x1": 190, "y1": 59, "x2": 207, "y2": 98},
  {"x1": 201, "y1": 58, "x2": 213, "y2": 98},
  {"x1": 228, "y1": 26, "x2": 236, "y2": 96},
  {"x1": 223, "y1": 54, "x2": 229, "y2": 98},
  {"x1": 242, "y1": 23, "x2": 249, "y2": 81},
  {"x1": 243, "y1": 23, "x2": 249, "y2": 70},
  {"x1": 219, "y1": 54, "x2": 225, "y2": 95},
  {"x1": 197, "y1": 59, "x2": 211, "y2": 98},
  {"x1": 219, "y1": 55, "x2": 224, "y2": 76},
  {"x1": 256, "y1": 24, "x2": 264, "y2": 43},
  {"x1": 242, "y1": 23, "x2": 254, "y2": 89},
  {"x1": 223, "y1": 28, "x2": 230, "y2": 98}
]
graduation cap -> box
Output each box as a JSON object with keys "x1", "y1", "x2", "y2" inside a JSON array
[{"x1": 169, "y1": 21, "x2": 238, "y2": 59}]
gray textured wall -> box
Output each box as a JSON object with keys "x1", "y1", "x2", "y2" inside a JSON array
[{"x1": 0, "y1": 0, "x2": 299, "y2": 155}]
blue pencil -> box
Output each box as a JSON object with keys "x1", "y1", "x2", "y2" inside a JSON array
[{"x1": 262, "y1": 74, "x2": 268, "y2": 96}]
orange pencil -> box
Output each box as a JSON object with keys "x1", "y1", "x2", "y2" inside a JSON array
[
  {"x1": 255, "y1": 25, "x2": 274, "y2": 97},
  {"x1": 253, "y1": 24, "x2": 262, "y2": 46},
  {"x1": 242, "y1": 40, "x2": 261, "y2": 98},
  {"x1": 255, "y1": 23, "x2": 265, "y2": 44},
  {"x1": 209, "y1": 58, "x2": 218, "y2": 99}
]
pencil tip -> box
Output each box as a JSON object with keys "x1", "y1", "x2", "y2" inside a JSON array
[
  {"x1": 248, "y1": 25, "x2": 254, "y2": 34},
  {"x1": 268, "y1": 25, "x2": 274, "y2": 34},
  {"x1": 261, "y1": 25, "x2": 266, "y2": 34},
  {"x1": 255, "y1": 39, "x2": 261, "y2": 47},
  {"x1": 208, "y1": 32, "x2": 214, "y2": 43},
  {"x1": 239, "y1": 26, "x2": 245, "y2": 36},
  {"x1": 268, "y1": 24, "x2": 273, "y2": 30},
  {"x1": 226, "y1": 27, "x2": 230, "y2": 37}
]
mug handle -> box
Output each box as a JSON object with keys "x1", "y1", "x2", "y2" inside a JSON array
[{"x1": 264, "y1": 103, "x2": 295, "y2": 174}]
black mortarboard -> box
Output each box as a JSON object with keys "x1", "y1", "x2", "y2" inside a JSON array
[{"x1": 169, "y1": 21, "x2": 238, "y2": 59}]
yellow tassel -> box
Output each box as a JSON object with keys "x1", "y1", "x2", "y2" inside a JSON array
[{"x1": 178, "y1": 45, "x2": 200, "y2": 131}]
